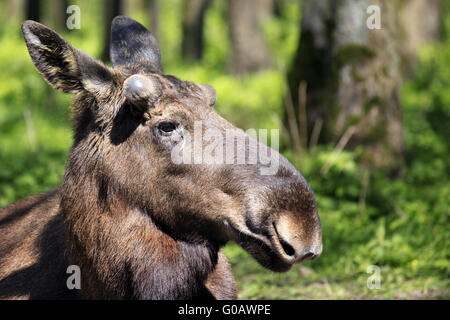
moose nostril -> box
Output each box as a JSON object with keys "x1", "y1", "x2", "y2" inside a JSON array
[
  {"x1": 301, "y1": 251, "x2": 316, "y2": 261},
  {"x1": 273, "y1": 222, "x2": 296, "y2": 257},
  {"x1": 279, "y1": 238, "x2": 296, "y2": 257},
  {"x1": 272, "y1": 214, "x2": 322, "y2": 262}
]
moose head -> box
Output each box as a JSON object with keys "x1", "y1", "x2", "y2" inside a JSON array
[{"x1": 20, "y1": 16, "x2": 321, "y2": 298}]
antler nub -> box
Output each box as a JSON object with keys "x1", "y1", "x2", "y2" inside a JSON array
[{"x1": 123, "y1": 75, "x2": 161, "y2": 110}]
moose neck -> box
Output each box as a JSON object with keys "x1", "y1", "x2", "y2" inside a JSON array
[{"x1": 60, "y1": 143, "x2": 221, "y2": 299}]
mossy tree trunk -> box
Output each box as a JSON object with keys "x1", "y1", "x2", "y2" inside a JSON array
[
  {"x1": 286, "y1": 0, "x2": 407, "y2": 175},
  {"x1": 101, "y1": 0, "x2": 123, "y2": 63},
  {"x1": 398, "y1": 0, "x2": 442, "y2": 76},
  {"x1": 51, "y1": 0, "x2": 69, "y2": 32},
  {"x1": 26, "y1": 0, "x2": 41, "y2": 22},
  {"x1": 227, "y1": 0, "x2": 273, "y2": 75},
  {"x1": 4, "y1": 0, "x2": 24, "y2": 23},
  {"x1": 148, "y1": 0, "x2": 159, "y2": 40},
  {"x1": 181, "y1": 0, "x2": 211, "y2": 61}
]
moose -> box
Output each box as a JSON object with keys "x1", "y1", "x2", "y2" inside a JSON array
[{"x1": 0, "y1": 17, "x2": 322, "y2": 299}]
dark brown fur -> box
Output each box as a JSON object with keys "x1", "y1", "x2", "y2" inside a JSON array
[{"x1": 0, "y1": 17, "x2": 321, "y2": 300}]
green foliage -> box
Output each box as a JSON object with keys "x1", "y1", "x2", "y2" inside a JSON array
[{"x1": 0, "y1": 0, "x2": 448, "y2": 299}]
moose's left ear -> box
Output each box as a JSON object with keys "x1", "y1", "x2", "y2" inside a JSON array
[
  {"x1": 198, "y1": 84, "x2": 217, "y2": 106},
  {"x1": 110, "y1": 16, "x2": 162, "y2": 74},
  {"x1": 21, "y1": 20, "x2": 114, "y2": 96}
]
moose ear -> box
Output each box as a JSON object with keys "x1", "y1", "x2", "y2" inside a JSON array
[
  {"x1": 198, "y1": 84, "x2": 217, "y2": 106},
  {"x1": 21, "y1": 20, "x2": 113, "y2": 95},
  {"x1": 110, "y1": 16, "x2": 163, "y2": 74}
]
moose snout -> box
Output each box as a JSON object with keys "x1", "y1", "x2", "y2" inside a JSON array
[{"x1": 271, "y1": 211, "x2": 322, "y2": 264}]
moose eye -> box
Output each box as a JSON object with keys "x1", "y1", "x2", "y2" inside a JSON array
[{"x1": 157, "y1": 121, "x2": 177, "y2": 134}]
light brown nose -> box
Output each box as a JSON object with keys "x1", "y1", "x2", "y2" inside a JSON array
[{"x1": 273, "y1": 211, "x2": 322, "y2": 263}]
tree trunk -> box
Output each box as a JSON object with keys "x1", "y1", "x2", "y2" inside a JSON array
[
  {"x1": 102, "y1": 0, "x2": 123, "y2": 62},
  {"x1": 181, "y1": 0, "x2": 210, "y2": 61},
  {"x1": 4, "y1": 0, "x2": 24, "y2": 24},
  {"x1": 272, "y1": 0, "x2": 285, "y2": 17},
  {"x1": 286, "y1": 0, "x2": 407, "y2": 175},
  {"x1": 227, "y1": 0, "x2": 272, "y2": 74},
  {"x1": 148, "y1": 0, "x2": 159, "y2": 40},
  {"x1": 398, "y1": 0, "x2": 442, "y2": 76},
  {"x1": 26, "y1": 0, "x2": 41, "y2": 22},
  {"x1": 51, "y1": 0, "x2": 69, "y2": 32}
]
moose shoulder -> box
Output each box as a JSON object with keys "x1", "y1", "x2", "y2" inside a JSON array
[{"x1": 0, "y1": 17, "x2": 322, "y2": 300}]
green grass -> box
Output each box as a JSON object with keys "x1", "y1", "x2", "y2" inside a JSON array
[{"x1": 0, "y1": 0, "x2": 448, "y2": 299}]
